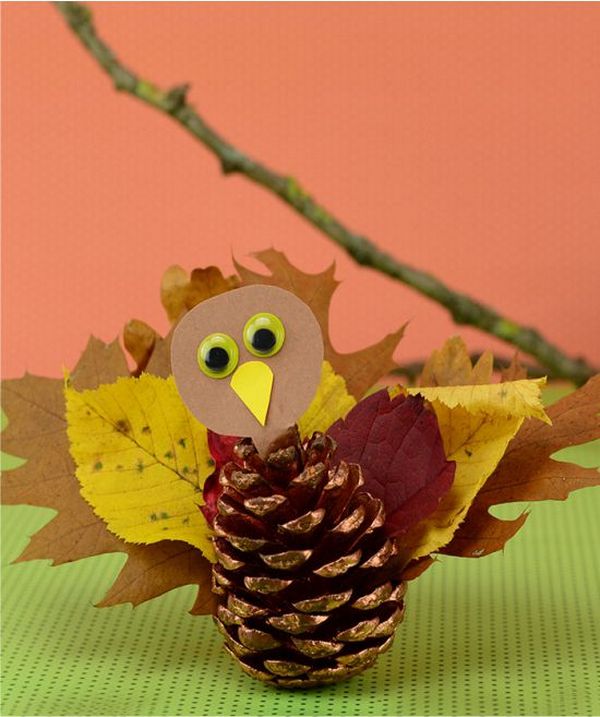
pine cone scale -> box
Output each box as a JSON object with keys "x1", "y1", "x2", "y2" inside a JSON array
[
  {"x1": 290, "y1": 637, "x2": 344, "y2": 658},
  {"x1": 267, "y1": 612, "x2": 329, "y2": 634},
  {"x1": 314, "y1": 548, "x2": 362, "y2": 577}
]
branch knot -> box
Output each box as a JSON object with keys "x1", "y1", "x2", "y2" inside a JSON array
[{"x1": 164, "y1": 84, "x2": 190, "y2": 114}]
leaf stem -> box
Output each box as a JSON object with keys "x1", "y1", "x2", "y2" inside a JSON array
[{"x1": 54, "y1": 1, "x2": 597, "y2": 385}]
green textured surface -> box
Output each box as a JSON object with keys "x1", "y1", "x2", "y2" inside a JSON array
[{"x1": 1, "y1": 440, "x2": 599, "y2": 716}]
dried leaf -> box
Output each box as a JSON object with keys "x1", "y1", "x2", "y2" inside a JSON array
[
  {"x1": 161, "y1": 264, "x2": 240, "y2": 323},
  {"x1": 500, "y1": 353, "x2": 528, "y2": 382},
  {"x1": 470, "y1": 352, "x2": 495, "y2": 384},
  {"x1": 328, "y1": 390, "x2": 455, "y2": 537},
  {"x1": 397, "y1": 379, "x2": 550, "y2": 560},
  {"x1": 397, "y1": 409, "x2": 525, "y2": 559},
  {"x1": 141, "y1": 262, "x2": 239, "y2": 375},
  {"x1": 66, "y1": 374, "x2": 215, "y2": 559},
  {"x1": 1, "y1": 337, "x2": 214, "y2": 614},
  {"x1": 161, "y1": 265, "x2": 189, "y2": 321},
  {"x1": 401, "y1": 555, "x2": 435, "y2": 581},
  {"x1": 70, "y1": 335, "x2": 130, "y2": 391},
  {"x1": 419, "y1": 337, "x2": 494, "y2": 387},
  {"x1": 124, "y1": 319, "x2": 158, "y2": 374},
  {"x1": 407, "y1": 378, "x2": 550, "y2": 423},
  {"x1": 145, "y1": 331, "x2": 172, "y2": 378},
  {"x1": 235, "y1": 249, "x2": 405, "y2": 398},
  {"x1": 2, "y1": 353, "x2": 126, "y2": 565},
  {"x1": 441, "y1": 374, "x2": 600, "y2": 558},
  {"x1": 97, "y1": 541, "x2": 215, "y2": 615}
]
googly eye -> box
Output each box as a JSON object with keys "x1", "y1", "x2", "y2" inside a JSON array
[
  {"x1": 197, "y1": 333, "x2": 239, "y2": 379},
  {"x1": 243, "y1": 312, "x2": 285, "y2": 358}
]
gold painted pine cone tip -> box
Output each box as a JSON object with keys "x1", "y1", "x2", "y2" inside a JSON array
[{"x1": 210, "y1": 431, "x2": 407, "y2": 688}]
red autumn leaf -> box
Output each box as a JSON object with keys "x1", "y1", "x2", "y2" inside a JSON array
[
  {"x1": 207, "y1": 429, "x2": 241, "y2": 468},
  {"x1": 328, "y1": 390, "x2": 456, "y2": 537},
  {"x1": 201, "y1": 430, "x2": 242, "y2": 525}
]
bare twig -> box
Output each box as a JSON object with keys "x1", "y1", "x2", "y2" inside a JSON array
[{"x1": 54, "y1": 2, "x2": 597, "y2": 385}]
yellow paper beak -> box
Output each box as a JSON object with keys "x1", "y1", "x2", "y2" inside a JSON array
[{"x1": 230, "y1": 361, "x2": 273, "y2": 426}]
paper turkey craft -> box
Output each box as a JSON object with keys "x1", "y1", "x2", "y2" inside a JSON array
[
  {"x1": 3, "y1": 253, "x2": 599, "y2": 690},
  {"x1": 170, "y1": 285, "x2": 425, "y2": 686}
]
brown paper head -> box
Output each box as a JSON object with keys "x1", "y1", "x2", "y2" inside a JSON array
[{"x1": 171, "y1": 285, "x2": 324, "y2": 453}]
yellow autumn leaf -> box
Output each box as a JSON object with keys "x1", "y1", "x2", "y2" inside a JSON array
[
  {"x1": 407, "y1": 378, "x2": 550, "y2": 423},
  {"x1": 398, "y1": 379, "x2": 550, "y2": 559},
  {"x1": 297, "y1": 361, "x2": 356, "y2": 438},
  {"x1": 65, "y1": 373, "x2": 215, "y2": 560}
]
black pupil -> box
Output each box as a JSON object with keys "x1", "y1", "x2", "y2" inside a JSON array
[
  {"x1": 252, "y1": 328, "x2": 276, "y2": 352},
  {"x1": 205, "y1": 346, "x2": 230, "y2": 371}
]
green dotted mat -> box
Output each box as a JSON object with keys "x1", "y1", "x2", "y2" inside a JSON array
[{"x1": 2, "y1": 442, "x2": 599, "y2": 716}]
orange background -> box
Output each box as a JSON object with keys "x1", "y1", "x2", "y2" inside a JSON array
[{"x1": 2, "y1": 2, "x2": 599, "y2": 380}]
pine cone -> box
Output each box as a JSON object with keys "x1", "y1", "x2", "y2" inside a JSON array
[{"x1": 211, "y1": 429, "x2": 407, "y2": 688}]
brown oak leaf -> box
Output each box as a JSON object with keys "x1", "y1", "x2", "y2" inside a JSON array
[
  {"x1": 97, "y1": 541, "x2": 214, "y2": 615},
  {"x1": 122, "y1": 320, "x2": 172, "y2": 378},
  {"x1": 125, "y1": 264, "x2": 239, "y2": 375},
  {"x1": 441, "y1": 374, "x2": 600, "y2": 558},
  {"x1": 419, "y1": 336, "x2": 494, "y2": 387},
  {"x1": 143, "y1": 330, "x2": 172, "y2": 378},
  {"x1": 500, "y1": 353, "x2": 528, "y2": 382},
  {"x1": 123, "y1": 319, "x2": 158, "y2": 375},
  {"x1": 234, "y1": 249, "x2": 406, "y2": 398},
  {"x1": 161, "y1": 264, "x2": 240, "y2": 323},
  {"x1": 1, "y1": 336, "x2": 215, "y2": 614},
  {"x1": 401, "y1": 555, "x2": 435, "y2": 581}
]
